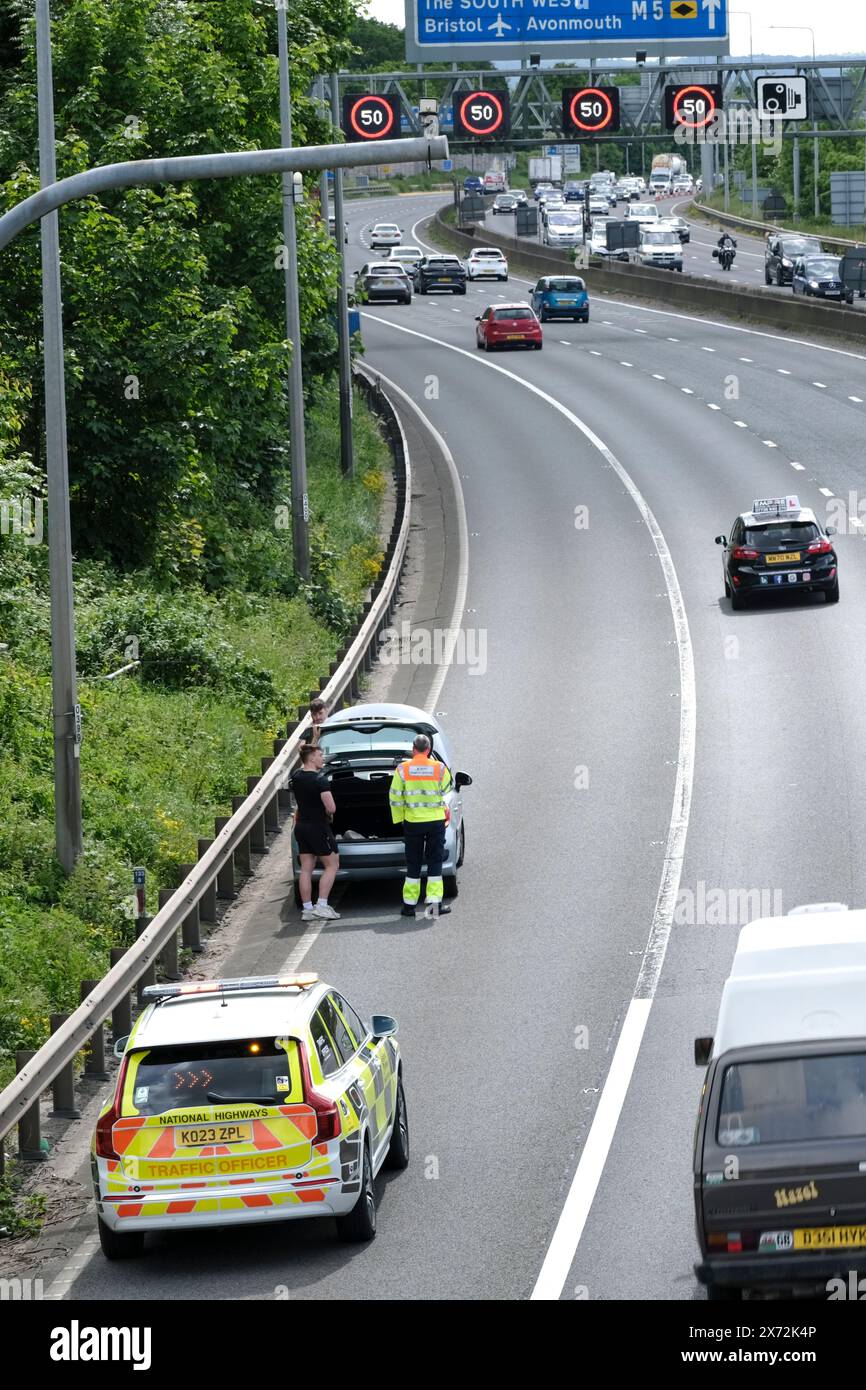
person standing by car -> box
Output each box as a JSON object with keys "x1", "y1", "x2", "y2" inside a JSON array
[
  {"x1": 291, "y1": 744, "x2": 340, "y2": 921},
  {"x1": 389, "y1": 734, "x2": 453, "y2": 917},
  {"x1": 306, "y1": 697, "x2": 329, "y2": 748}
]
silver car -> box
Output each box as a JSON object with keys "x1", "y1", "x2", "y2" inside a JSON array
[{"x1": 291, "y1": 703, "x2": 472, "y2": 904}]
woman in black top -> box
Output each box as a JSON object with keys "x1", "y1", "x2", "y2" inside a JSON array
[{"x1": 291, "y1": 744, "x2": 340, "y2": 921}]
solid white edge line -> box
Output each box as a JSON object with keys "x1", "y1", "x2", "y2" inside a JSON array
[
  {"x1": 360, "y1": 309, "x2": 696, "y2": 1303},
  {"x1": 362, "y1": 364, "x2": 470, "y2": 716},
  {"x1": 409, "y1": 205, "x2": 866, "y2": 365}
]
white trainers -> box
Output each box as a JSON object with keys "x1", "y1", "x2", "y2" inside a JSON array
[
  {"x1": 313, "y1": 903, "x2": 340, "y2": 920},
  {"x1": 301, "y1": 907, "x2": 318, "y2": 921}
]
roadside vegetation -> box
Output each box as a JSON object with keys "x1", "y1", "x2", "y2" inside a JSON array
[
  {"x1": 695, "y1": 189, "x2": 865, "y2": 243},
  {"x1": 0, "y1": 0, "x2": 392, "y2": 1094}
]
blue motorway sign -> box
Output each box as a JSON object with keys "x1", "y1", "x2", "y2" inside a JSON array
[{"x1": 404, "y1": 0, "x2": 728, "y2": 62}]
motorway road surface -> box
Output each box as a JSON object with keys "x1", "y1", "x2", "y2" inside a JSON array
[
  {"x1": 488, "y1": 191, "x2": 865, "y2": 308},
  {"x1": 54, "y1": 192, "x2": 866, "y2": 1301}
]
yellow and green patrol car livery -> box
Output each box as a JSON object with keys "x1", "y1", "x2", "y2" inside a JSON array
[{"x1": 91, "y1": 975, "x2": 406, "y2": 1258}]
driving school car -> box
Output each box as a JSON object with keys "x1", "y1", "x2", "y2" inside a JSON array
[
  {"x1": 694, "y1": 904, "x2": 866, "y2": 1300},
  {"x1": 92, "y1": 974, "x2": 408, "y2": 1258},
  {"x1": 715, "y1": 495, "x2": 839, "y2": 609}
]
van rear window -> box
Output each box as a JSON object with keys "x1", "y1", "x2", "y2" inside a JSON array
[
  {"x1": 718, "y1": 1053, "x2": 866, "y2": 1146},
  {"x1": 123, "y1": 1039, "x2": 301, "y2": 1115}
]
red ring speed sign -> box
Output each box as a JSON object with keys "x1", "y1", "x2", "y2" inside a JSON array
[
  {"x1": 672, "y1": 84, "x2": 718, "y2": 130},
  {"x1": 347, "y1": 95, "x2": 397, "y2": 141},
  {"x1": 458, "y1": 90, "x2": 504, "y2": 137},
  {"x1": 568, "y1": 87, "x2": 614, "y2": 133}
]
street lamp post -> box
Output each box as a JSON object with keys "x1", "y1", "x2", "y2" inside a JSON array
[
  {"x1": 276, "y1": 0, "x2": 310, "y2": 581},
  {"x1": 36, "y1": 0, "x2": 82, "y2": 873},
  {"x1": 769, "y1": 25, "x2": 819, "y2": 218}
]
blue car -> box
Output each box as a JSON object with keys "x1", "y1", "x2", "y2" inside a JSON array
[
  {"x1": 463, "y1": 175, "x2": 483, "y2": 194},
  {"x1": 530, "y1": 274, "x2": 590, "y2": 324}
]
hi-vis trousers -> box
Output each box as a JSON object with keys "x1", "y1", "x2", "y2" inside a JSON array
[{"x1": 402, "y1": 821, "x2": 446, "y2": 904}]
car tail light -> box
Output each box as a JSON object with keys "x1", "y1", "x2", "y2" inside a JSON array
[
  {"x1": 731, "y1": 546, "x2": 758, "y2": 560},
  {"x1": 298, "y1": 1043, "x2": 342, "y2": 1144},
  {"x1": 95, "y1": 1056, "x2": 129, "y2": 1159},
  {"x1": 808, "y1": 538, "x2": 833, "y2": 554}
]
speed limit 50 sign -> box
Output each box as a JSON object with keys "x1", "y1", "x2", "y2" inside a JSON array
[
  {"x1": 342, "y1": 94, "x2": 402, "y2": 142},
  {"x1": 562, "y1": 86, "x2": 621, "y2": 136},
  {"x1": 453, "y1": 90, "x2": 510, "y2": 139},
  {"x1": 663, "y1": 83, "x2": 723, "y2": 131}
]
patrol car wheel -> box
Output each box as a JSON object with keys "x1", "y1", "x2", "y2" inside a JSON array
[
  {"x1": 456, "y1": 823, "x2": 465, "y2": 869},
  {"x1": 98, "y1": 1216, "x2": 145, "y2": 1260},
  {"x1": 336, "y1": 1140, "x2": 376, "y2": 1242},
  {"x1": 384, "y1": 1077, "x2": 410, "y2": 1171}
]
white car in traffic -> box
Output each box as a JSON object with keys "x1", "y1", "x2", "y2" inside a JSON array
[
  {"x1": 465, "y1": 247, "x2": 509, "y2": 281},
  {"x1": 370, "y1": 222, "x2": 402, "y2": 249}
]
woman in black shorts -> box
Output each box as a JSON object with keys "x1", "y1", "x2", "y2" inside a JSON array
[{"x1": 291, "y1": 743, "x2": 340, "y2": 921}]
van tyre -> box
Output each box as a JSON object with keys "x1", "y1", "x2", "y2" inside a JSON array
[
  {"x1": 336, "y1": 1140, "x2": 376, "y2": 1242},
  {"x1": 384, "y1": 1077, "x2": 409, "y2": 1171},
  {"x1": 98, "y1": 1216, "x2": 145, "y2": 1261}
]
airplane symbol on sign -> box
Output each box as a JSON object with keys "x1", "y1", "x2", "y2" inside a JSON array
[{"x1": 489, "y1": 14, "x2": 512, "y2": 35}]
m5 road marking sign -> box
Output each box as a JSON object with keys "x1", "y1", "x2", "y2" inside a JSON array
[{"x1": 403, "y1": 0, "x2": 730, "y2": 62}]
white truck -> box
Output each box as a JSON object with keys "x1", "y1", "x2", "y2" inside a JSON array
[
  {"x1": 649, "y1": 153, "x2": 687, "y2": 197},
  {"x1": 529, "y1": 155, "x2": 563, "y2": 187}
]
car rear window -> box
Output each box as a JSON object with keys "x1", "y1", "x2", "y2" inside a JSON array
[
  {"x1": 319, "y1": 724, "x2": 423, "y2": 755},
  {"x1": 743, "y1": 521, "x2": 820, "y2": 547},
  {"x1": 122, "y1": 1039, "x2": 302, "y2": 1115},
  {"x1": 546, "y1": 279, "x2": 585, "y2": 292},
  {"x1": 718, "y1": 1053, "x2": 866, "y2": 1146},
  {"x1": 426, "y1": 260, "x2": 458, "y2": 271},
  {"x1": 783, "y1": 238, "x2": 821, "y2": 255},
  {"x1": 493, "y1": 308, "x2": 533, "y2": 321}
]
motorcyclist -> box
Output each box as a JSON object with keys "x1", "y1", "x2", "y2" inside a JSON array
[{"x1": 717, "y1": 231, "x2": 738, "y2": 253}]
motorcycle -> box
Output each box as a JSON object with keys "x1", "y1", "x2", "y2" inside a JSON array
[{"x1": 713, "y1": 241, "x2": 736, "y2": 272}]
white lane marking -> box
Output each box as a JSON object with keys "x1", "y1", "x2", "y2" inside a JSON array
[
  {"x1": 763, "y1": 440, "x2": 778, "y2": 447},
  {"x1": 733, "y1": 420, "x2": 748, "y2": 427},
  {"x1": 589, "y1": 350, "x2": 603, "y2": 356},
  {"x1": 652, "y1": 373, "x2": 665, "y2": 380},
  {"x1": 362, "y1": 363, "x2": 470, "y2": 717},
  {"x1": 813, "y1": 381, "x2": 827, "y2": 389},
  {"x1": 790, "y1": 461, "x2": 806, "y2": 470},
  {"x1": 777, "y1": 368, "x2": 791, "y2": 375},
  {"x1": 560, "y1": 340, "x2": 571, "y2": 346},
  {"x1": 707, "y1": 403, "x2": 721, "y2": 410},
  {"x1": 410, "y1": 208, "x2": 866, "y2": 369},
  {"x1": 620, "y1": 361, "x2": 633, "y2": 368},
  {"x1": 681, "y1": 387, "x2": 694, "y2": 394},
  {"x1": 634, "y1": 328, "x2": 648, "y2": 334},
  {"x1": 44, "y1": 1233, "x2": 101, "y2": 1301},
  {"x1": 356, "y1": 310, "x2": 697, "y2": 1307},
  {"x1": 850, "y1": 395, "x2": 864, "y2": 402},
  {"x1": 819, "y1": 487, "x2": 834, "y2": 497},
  {"x1": 700, "y1": 346, "x2": 715, "y2": 352}
]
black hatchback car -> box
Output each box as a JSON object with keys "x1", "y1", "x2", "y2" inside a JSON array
[
  {"x1": 413, "y1": 256, "x2": 467, "y2": 295},
  {"x1": 792, "y1": 253, "x2": 854, "y2": 304},
  {"x1": 764, "y1": 232, "x2": 822, "y2": 286},
  {"x1": 716, "y1": 499, "x2": 839, "y2": 609}
]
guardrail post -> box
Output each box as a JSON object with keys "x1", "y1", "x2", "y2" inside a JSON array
[
  {"x1": 274, "y1": 741, "x2": 293, "y2": 812},
  {"x1": 110, "y1": 947, "x2": 132, "y2": 1039},
  {"x1": 136, "y1": 916, "x2": 157, "y2": 1004},
  {"x1": 245, "y1": 779, "x2": 267, "y2": 851},
  {"x1": 177, "y1": 865, "x2": 203, "y2": 953},
  {"x1": 16, "y1": 1052, "x2": 47, "y2": 1160},
  {"x1": 197, "y1": 840, "x2": 217, "y2": 922},
  {"x1": 158, "y1": 888, "x2": 180, "y2": 978},
  {"x1": 231, "y1": 798, "x2": 252, "y2": 874},
  {"x1": 261, "y1": 759, "x2": 280, "y2": 832},
  {"x1": 214, "y1": 817, "x2": 236, "y2": 898},
  {"x1": 80, "y1": 981, "x2": 109, "y2": 1079},
  {"x1": 50, "y1": 1013, "x2": 80, "y2": 1119}
]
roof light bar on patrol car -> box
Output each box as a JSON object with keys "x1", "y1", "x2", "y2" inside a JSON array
[
  {"x1": 751, "y1": 495, "x2": 801, "y2": 518},
  {"x1": 141, "y1": 974, "x2": 319, "y2": 1003}
]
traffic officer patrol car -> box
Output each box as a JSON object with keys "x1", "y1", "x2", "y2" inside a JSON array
[
  {"x1": 92, "y1": 974, "x2": 408, "y2": 1258},
  {"x1": 715, "y1": 495, "x2": 839, "y2": 609}
]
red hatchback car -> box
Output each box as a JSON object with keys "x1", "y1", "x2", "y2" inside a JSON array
[{"x1": 476, "y1": 303, "x2": 543, "y2": 351}]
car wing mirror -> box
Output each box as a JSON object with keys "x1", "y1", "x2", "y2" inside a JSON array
[
  {"x1": 826, "y1": 526, "x2": 837, "y2": 536},
  {"x1": 714, "y1": 535, "x2": 726, "y2": 546},
  {"x1": 114, "y1": 1034, "x2": 129, "y2": 1059},
  {"x1": 455, "y1": 771, "x2": 473, "y2": 789},
  {"x1": 475, "y1": 315, "x2": 481, "y2": 321},
  {"x1": 694, "y1": 1036, "x2": 713, "y2": 1067},
  {"x1": 371, "y1": 1014, "x2": 398, "y2": 1040}
]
